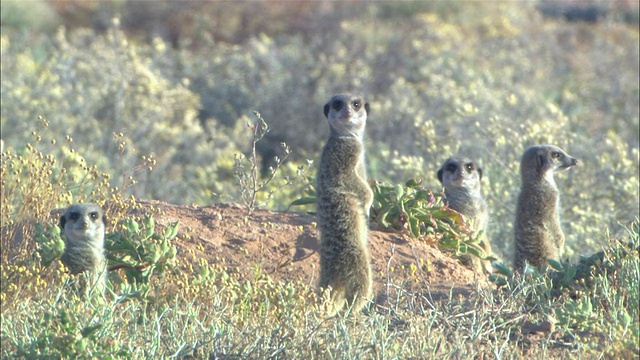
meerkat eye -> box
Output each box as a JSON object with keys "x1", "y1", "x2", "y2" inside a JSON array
[
  {"x1": 551, "y1": 152, "x2": 561, "y2": 158},
  {"x1": 89, "y1": 212, "x2": 99, "y2": 220},
  {"x1": 69, "y1": 212, "x2": 80, "y2": 221},
  {"x1": 447, "y1": 164, "x2": 457, "y2": 172},
  {"x1": 352, "y1": 100, "x2": 361, "y2": 109},
  {"x1": 332, "y1": 100, "x2": 343, "y2": 111},
  {"x1": 465, "y1": 163, "x2": 474, "y2": 171}
]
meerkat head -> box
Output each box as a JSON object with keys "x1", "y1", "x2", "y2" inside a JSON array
[
  {"x1": 59, "y1": 203, "x2": 106, "y2": 246},
  {"x1": 437, "y1": 157, "x2": 483, "y2": 193},
  {"x1": 521, "y1": 145, "x2": 578, "y2": 184},
  {"x1": 323, "y1": 93, "x2": 369, "y2": 139}
]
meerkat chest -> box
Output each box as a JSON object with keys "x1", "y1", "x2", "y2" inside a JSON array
[
  {"x1": 321, "y1": 139, "x2": 362, "y2": 175},
  {"x1": 65, "y1": 236, "x2": 105, "y2": 254},
  {"x1": 521, "y1": 181, "x2": 560, "y2": 219},
  {"x1": 446, "y1": 188, "x2": 482, "y2": 210}
]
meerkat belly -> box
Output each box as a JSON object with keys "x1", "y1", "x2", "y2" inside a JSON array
[
  {"x1": 317, "y1": 188, "x2": 369, "y2": 241},
  {"x1": 317, "y1": 187, "x2": 371, "y2": 283},
  {"x1": 515, "y1": 189, "x2": 563, "y2": 267},
  {"x1": 519, "y1": 187, "x2": 560, "y2": 235}
]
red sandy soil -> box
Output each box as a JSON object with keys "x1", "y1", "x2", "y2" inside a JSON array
[{"x1": 131, "y1": 199, "x2": 486, "y2": 303}]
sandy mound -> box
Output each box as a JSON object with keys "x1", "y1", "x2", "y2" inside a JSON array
[{"x1": 130, "y1": 199, "x2": 486, "y2": 303}]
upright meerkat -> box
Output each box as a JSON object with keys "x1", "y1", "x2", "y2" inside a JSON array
[
  {"x1": 514, "y1": 145, "x2": 578, "y2": 271},
  {"x1": 437, "y1": 156, "x2": 493, "y2": 274},
  {"x1": 316, "y1": 93, "x2": 374, "y2": 315},
  {"x1": 60, "y1": 203, "x2": 108, "y2": 296}
]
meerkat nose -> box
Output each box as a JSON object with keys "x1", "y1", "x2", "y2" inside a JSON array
[{"x1": 572, "y1": 158, "x2": 579, "y2": 165}]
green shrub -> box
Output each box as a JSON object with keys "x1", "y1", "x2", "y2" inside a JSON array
[
  {"x1": 3, "y1": 6, "x2": 637, "y2": 264},
  {"x1": 2, "y1": 3, "x2": 638, "y2": 358}
]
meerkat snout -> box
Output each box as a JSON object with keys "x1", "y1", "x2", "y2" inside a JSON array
[{"x1": 529, "y1": 146, "x2": 579, "y2": 172}]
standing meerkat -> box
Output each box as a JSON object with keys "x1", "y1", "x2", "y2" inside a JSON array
[
  {"x1": 514, "y1": 145, "x2": 578, "y2": 271},
  {"x1": 316, "y1": 93, "x2": 374, "y2": 315},
  {"x1": 60, "y1": 203, "x2": 108, "y2": 296},
  {"x1": 437, "y1": 156, "x2": 493, "y2": 274}
]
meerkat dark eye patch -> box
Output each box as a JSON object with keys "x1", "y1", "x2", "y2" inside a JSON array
[
  {"x1": 332, "y1": 100, "x2": 344, "y2": 111},
  {"x1": 70, "y1": 212, "x2": 81, "y2": 221},
  {"x1": 465, "y1": 163, "x2": 474, "y2": 171},
  {"x1": 447, "y1": 163, "x2": 457, "y2": 173},
  {"x1": 90, "y1": 212, "x2": 99, "y2": 220},
  {"x1": 552, "y1": 152, "x2": 561, "y2": 158},
  {"x1": 352, "y1": 100, "x2": 360, "y2": 109}
]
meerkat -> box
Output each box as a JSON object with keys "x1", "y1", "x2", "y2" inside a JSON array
[
  {"x1": 437, "y1": 156, "x2": 493, "y2": 274},
  {"x1": 514, "y1": 145, "x2": 578, "y2": 272},
  {"x1": 60, "y1": 203, "x2": 108, "y2": 296},
  {"x1": 316, "y1": 93, "x2": 374, "y2": 315}
]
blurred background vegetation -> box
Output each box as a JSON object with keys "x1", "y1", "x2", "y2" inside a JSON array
[{"x1": 1, "y1": 0, "x2": 638, "y2": 262}]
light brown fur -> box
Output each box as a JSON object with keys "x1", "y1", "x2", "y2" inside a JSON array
[
  {"x1": 317, "y1": 93, "x2": 373, "y2": 315},
  {"x1": 60, "y1": 203, "x2": 108, "y2": 296},
  {"x1": 438, "y1": 156, "x2": 492, "y2": 273},
  {"x1": 514, "y1": 145, "x2": 578, "y2": 271}
]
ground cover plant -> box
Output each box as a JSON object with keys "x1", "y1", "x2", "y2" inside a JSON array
[{"x1": 1, "y1": 1, "x2": 639, "y2": 358}]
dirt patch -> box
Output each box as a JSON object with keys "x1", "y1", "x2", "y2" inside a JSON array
[{"x1": 130, "y1": 199, "x2": 486, "y2": 304}]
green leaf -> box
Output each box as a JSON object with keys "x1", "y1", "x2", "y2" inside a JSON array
[
  {"x1": 564, "y1": 263, "x2": 577, "y2": 282},
  {"x1": 54, "y1": 238, "x2": 65, "y2": 254},
  {"x1": 81, "y1": 323, "x2": 103, "y2": 338},
  {"x1": 163, "y1": 221, "x2": 179, "y2": 240},
  {"x1": 409, "y1": 217, "x2": 420, "y2": 237},
  {"x1": 489, "y1": 274, "x2": 508, "y2": 287},
  {"x1": 492, "y1": 262, "x2": 513, "y2": 276},
  {"x1": 378, "y1": 206, "x2": 393, "y2": 228},
  {"x1": 145, "y1": 217, "x2": 155, "y2": 239},
  {"x1": 395, "y1": 184, "x2": 404, "y2": 200},
  {"x1": 128, "y1": 218, "x2": 140, "y2": 233},
  {"x1": 414, "y1": 189, "x2": 431, "y2": 201},
  {"x1": 464, "y1": 244, "x2": 485, "y2": 258},
  {"x1": 405, "y1": 178, "x2": 423, "y2": 188},
  {"x1": 548, "y1": 259, "x2": 563, "y2": 271},
  {"x1": 620, "y1": 311, "x2": 632, "y2": 327}
]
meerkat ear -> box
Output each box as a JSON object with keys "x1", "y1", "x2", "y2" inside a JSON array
[
  {"x1": 437, "y1": 168, "x2": 444, "y2": 183},
  {"x1": 364, "y1": 102, "x2": 370, "y2": 115},
  {"x1": 323, "y1": 103, "x2": 330, "y2": 118},
  {"x1": 477, "y1": 167, "x2": 483, "y2": 180},
  {"x1": 59, "y1": 214, "x2": 67, "y2": 230},
  {"x1": 537, "y1": 153, "x2": 546, "y2": 169},
  {"x1": 102, "y1": 214, "x2": 108, "y2": 227}
]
